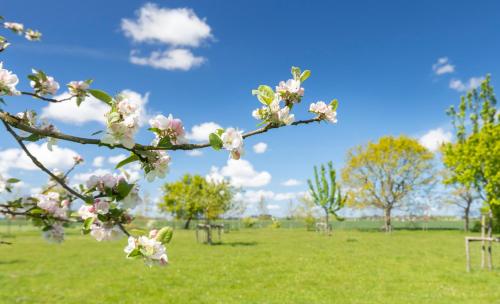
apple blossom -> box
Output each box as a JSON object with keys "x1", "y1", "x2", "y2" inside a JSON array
[
  {"x1": 145, "y1": 151, "x2": 171, "y2": 182},
  {"x1": 149, "y1": 114, "x2": 187, "y2": 145},
  {"x1": 24, "y1": 29, "x2": 42, "y2": 41},
  {"x1": 276, "y1": 78, "x2": 304, "y2": 105},
  {"x1": 78, "y1": 204, "x2": 96, "y2": 220},
  {"x1": 68, "y1": 80, "x2": 90, "y2": 98},
  {"x1": 0, "y1": 62, "x2": 20, "y2": 96},
  {"x1": 90, "y1": 221, "x2": 123, "y2": 241},
  {"x1": 101, "y1": 95, "x2": 140, "y2": 149},
  {"x1": 221, "y1": 128, "x2": 244, "y2": 160},
  {"x1": 36, "y1": 192, "x2": 68, "y2": 219},
  {"x1": 309, "y1": 101, "x2": 338, "y2": 123},
  {"x1": 43, "y1": 223, "x2": 65, "y2": 243},
  {"x1": 3, "y1": 22, "x2": 24, "y2": 34},
  {"x1": 252, "y1": 94, "x2": 294, "y2": 126},
  {"x1": 124, "y1": 235, "x2": 168, "y2": 266},
  {"x1": 30, "y1": 69, "x2": 59, "y2": 95}
]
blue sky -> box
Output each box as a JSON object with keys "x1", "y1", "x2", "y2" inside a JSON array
[{"x1": 1, "y1": 0, "x2": 499, "y2": 216}]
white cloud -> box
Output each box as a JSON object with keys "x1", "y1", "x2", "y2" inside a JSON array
[
  {"x1": 186, "y1": 122, "x2": 222, "y2": 142},
  {"x1": 252, "y1": 142, "x2": 267, "y2": 154},
  {"x1": 449, "y1": 76, "x2": 484, "y2": 92},
  {"x1": 206, "y1": 159, "x2": 271, "y2": 188},
  {"x1": 419, "y1": 128, "x2": 452, "y2": 152},
  {"x1": 281, "y1": 179, "x2": 301, "y2": 187},
  {"x1": 234, "y1": 190, "x2": 304, "y2": 204},
  {"x1": 267, "y1": 204, "x2": 281, "y2": 210},
  {"x1": 41, "y1": 89, "x2": 150, "y2": 126},
  {"x1": 122, "y1": 4, "x2": 212, "y2": 71},
  {"x1": 121, "y1": 4, "x2": 212, "y2": 47},
  {"x1": 92, "y1": 156, "x2": 104, "y2": 167},
  {"x1": 108, "y1": 154, "x2": 128, "y2": 165},
  {"x1": 130, "y1": 48, "x2": 205, "y2": 71},
  {"x1": 186, "y1": 150, "x2": 203, "y2": 157},
  {"x1": 72, "y1": 168, "x2": 112, "y2": 185},
  {"x1": 0, "y1": 143, "x2": 80, "y2": 174},
  {"x1": 432, "y1": 57, "x2": 455, "y2": 75}
]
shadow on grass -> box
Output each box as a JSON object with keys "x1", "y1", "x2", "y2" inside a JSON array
[
  {"x1": 211, "y1": 241, "x2": 258, "y2": 247},
  {"x1": 0, "y1": 259, "x2": 25, "y2": 265}
]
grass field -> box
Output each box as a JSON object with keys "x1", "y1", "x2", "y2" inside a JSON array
[{"x1": 1, "y1": 227, "x2": 500, "y2": 303}]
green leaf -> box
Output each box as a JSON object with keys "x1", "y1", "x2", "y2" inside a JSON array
[
  {"x1": 88, "y1": 89, "x2": 112, "y2": 105},
  {"x1": 216, "y1": 128, "x2": 225, "y2": 136},
  {"x1": 91, "y1": 130, "x2": 103, "y2": 136},
  {"x1": 6, "y1": 178, "x2": 20, "y2": 184},
  {"x1": 83, "y1": 217, "x2": 95, "y2": 232},
  {"x1": 330, "y1": 99, "x2": 338, "y2": 111},
  {"x1": 115, "y1": 154, "x2": 140, "y2": 169},
  {"x1": 116, "y1": 180, "x2": 134, "y2": 200},
  {"x1": 253, "y1": 85, "x2": 275, "y2": 105},
  {"x1": 127, "y1": 248, "x2": 142, "y2": 258},
  {"x1": 300, "y1": 70, "x2": 311, "y2": 82},
  {"x1": 24, "y1": 134, "x2": 42, "y2": 142},
  {"x1": 291, "y1": 66, "x2": 301, "y2": 80},
  {"x1": 209, "y1": 133, "x2": 223, "y2": 151},
  {"x1": 158, "y1": 136, "x2": 173, "y2": 148},
  {"x1": 27, "y1": 74, "x2": 39, "y2": 83}
]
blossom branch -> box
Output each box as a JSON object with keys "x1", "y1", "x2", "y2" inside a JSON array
[
  {"x1": 2, "y1": 120, "x2": 90, "y2": 202},
  {"x1": 0, "y1": 111, "x2": 322, "y2": 152},
  {"x1": 20, "y1": 91, "x2": 74, "y2": 103}
]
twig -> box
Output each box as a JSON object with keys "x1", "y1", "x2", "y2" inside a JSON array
[
  {"x1": 2, "y1": 121, "x2": 89, "y2": 202},
  {"x1": 20, "y1": 91, "x2": 74, "y2": 103}
]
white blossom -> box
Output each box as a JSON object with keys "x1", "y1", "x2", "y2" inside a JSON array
[
  {"x1": 145, "y1": 151, "x2": 171, "y2": 182},
  {"x1": 90, "y1": 221, "x2": 123, "y2": 241},
  {"x1": 101, "y1": 95, "x2": 140, "y2": 149},
  {"x1": 36, "y1": 192, "x2": 68, "y2": 219},
  {"x1": 309, "y1": 101, "x2": 337, "y2": 123},
  {"x1": 78, "y1": 204, "x2": 96, "y2": 220},
  {"x1": 221, "y1": 128, "x2": 244, "y2": 160},
  {"x1": 3, "y1": 22, "x2": 24, "y2": 34},
  {"x1": 24, "y1": 29, "x2": 42, "y2": 41},
  {"x1": 0, "y1": 62, "x2": 20, "y2": 96},
  {"x1": 149, "y1": 114, "x2": 187, "y2": 145},
  {"x1": 124, "y1": 235, "x2": 168, "y2": 266},
  {"x1": 30, "y1": 70, "x2": 59, "y2": 95},
  {"x1": 68, "y1": 81, "x2": 89, "y2": 95},
  {"x1": 43, "y1": 223, "x2": 65, "y2": 243},
  {"x1": 276, "y1": 79, "x2": 304, "y2": 104}
]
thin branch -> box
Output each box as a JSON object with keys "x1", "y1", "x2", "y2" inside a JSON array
[
  {"x1": 0, "y1": 111, "x2": 323, "y2": 152},
  {"x1": 2, "y1": 120, "x2": 90, "y2": 202},
  {"x1": 20, "y1": 91, "x2": 74, "y2": 103}
]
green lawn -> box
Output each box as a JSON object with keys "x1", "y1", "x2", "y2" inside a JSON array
[{"x1": 1, "y1": 228, "x2": 500, "y2": 303}]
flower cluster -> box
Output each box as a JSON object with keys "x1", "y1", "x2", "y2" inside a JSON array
[
  {"x1": 67, "y1": 80, "x2": 91, "y2": 104},
  {"x1": 16, "y1": 110, "x2": 59, "y2": 150},
  {"x1": 79, "y1": 174, "x2": 139, "y2": 241},
  {"x1": 3, "y1": 22, "x2": 24, "y2": 34},
  {"x1": 251, "y1": 67, "x2": 310, "y2": 126},
  {"x1": 24, "y1": 29, "x2": 42, "y2": 41},
  {"x1": 0, "y1": 62, "x2": 19, "y2": 96},
  {"x1": 29, "y1": 69, "x2": 59, "y2": 95},
  {"x1": 124, "y1": 227, "x2": 172, "y2": 267},
  {"x1": 252, "y1": 93, "x2": 295, "y2": 126},
  {"x1": 221, "y1": 128, "x2": 244, "y2": 160},
  {"x1": 36, "y1": 192, "x2": 69, "y2": 219},
  {"x1": 309, "y1": 100, "x2": 338, "y2": 124},
  {"x1": 149, "y1": 114, "x2": 187, "y2": 146},
  {"x1": 143, "y1": 151, "x2": 172, "y2": 182},
  {"x1": 101, "y1": 94, "x2": 141, "y2": 149},
  {"x1": 276, "y1": 78, "x2": 304, "y2": 105},
  {"x1": 43, "y1": 223, "x2": 65, "y2": 243}
]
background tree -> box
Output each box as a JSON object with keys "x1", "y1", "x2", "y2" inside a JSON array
[
  {"x1": 307, "y1": 161, "x2": 346, "y2": 233},
  {"x1": 445, "y1": 185, "x2": 478, "y2": 232},
  {"x1": 159, "y1": 174, "x2": 234, "y2": 229},
  {"x1": 442, "y1": 75, "x2": 499, "y2": 221},
  {"x1": 342, "y1": 136, "x2": 435, "y2": 232}
]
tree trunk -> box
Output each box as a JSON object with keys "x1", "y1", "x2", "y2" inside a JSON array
[
  {"x1": 206, "y1": 219, "x2": 212, "y2": 245},
  {"x1": 325, "y1": 209, "x2": 330, "y2": 234},
  {"x1": 464, "y1": 206, "x2": 470, "y2": 232},
  {"x1": 183, "y1": 216, "x2": 192, "y2": 230},
  {"x1": 384, "y1": 207, "x2": 392, "y2": 232}
]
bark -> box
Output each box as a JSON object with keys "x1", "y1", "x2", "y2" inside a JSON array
[
  {"x1": 464, "y1": 206, "x2": 470, "y2": 232},
  {"x1": 184, "y1": 216, "x2": 192, "y2": 230},
  {"x1": 384, "y1": 207, "x2": 392, "y2": 232}
]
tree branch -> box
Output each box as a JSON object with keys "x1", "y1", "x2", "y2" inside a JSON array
[
  {"x1": 2, "y1": 120, "x2": 90, "y2": 202},
  {"x1": 0, "y1": 111, "x2": 323, "y2": 152},
  {"x1": 20, "y1": 91, "x2": 74, "y2": 103}
]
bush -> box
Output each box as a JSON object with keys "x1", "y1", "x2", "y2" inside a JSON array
[
  {"x1": 242, "y1": 217, "x2": 258, "y2": 228},
  {"x1": 471, "y1": 219, "x2": 500, "y2": 233},
  {"x1": 271, "y1": 218, "x2": 281, "y2": 229},
  {"x1": 304, "y1": 216, "x2": 317, "y2": 231}
]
